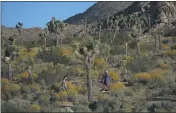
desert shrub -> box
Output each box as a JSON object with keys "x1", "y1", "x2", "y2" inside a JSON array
[
  {"x1": 73, "y1": 104, "x2": 91, "y2": 112},
  {"x1": 39, "y1": 92, "x2": 50, "y2": 105},
  {"x1": 21, "y1": 85, "x2": 30, "y2": 94},
  {"x1": 157, "y1": 63, "x2": 170, "y2": 70},
  {"x1": 37, "y1": 47, "x2": 71, "y2": 67},
  {"x1": 55, "y1": 91, "x2": 68, "y2": 101},
  {"x1": 131, "y1": 73, "x2": 152, "y2": 84},
  {"x1": 2, "y1": 98, "x2": 31, "y2": 112},
  {"x1": 163, "y1": 50, "x2": 176, "y2": 59},
  {"x1": 94, "y1": 57, "x2": 106, "y2": 68},
  {"x1": 130, "y1": 69, "x2": 165, "y2": 85},
  {"x1": 28, "y1": 104, "x2": 41, "y2": 112},
  {"x1": 96, "y1": 97, "x2": 122, "y2": 112},
  {"x1": 39, "y1": 70, "x2": 59, "y2": 86},
  {"x1": 8, "y1": 83, "x2": 21, "y2": 97},
  {"x1": 171, "y1": 44, "x2": 176, "y2": 50},
  {"x1": 127, "y1": 56, "x2": 156, "y2": 73},
  {"x1": 123, "y1": 56, "x2": 133, "y2": 64},
  {"x1": 16, "y1": 71, "x2": 39, "y2": 83},
  {"x1": 76, "y1": 84, "x2": 87, "y2": 95},
  {"x1": 91, "y1": 70, "x2": 99, "y2": 80},
  {"x1": 110, "y1": 82, "x2": 125, "y2": 91},
  {"x1": 1, "y1": 78, "x2": 9, "y2": 86},
  {"x1": 162, "y1": 44, "x2": 170, "y2": 49},
  {"x1": 109, "y1": 71, "x2": 120, "y2": 82},
  {"x1": 164, "y1": 27, "x2": 176, "y2": 37},
  {"x1": 60, "y1": 47, "x2": 73, "y2": 56},
  {"x1": 28, "y1": 83, "x2": 41, "y2": 92},
  {"x1": 74, "y1": 95, "x2": 89, "y2": 105},
  {"x1": 71, "y1": 66, "x2": 84, "y2": 77}
]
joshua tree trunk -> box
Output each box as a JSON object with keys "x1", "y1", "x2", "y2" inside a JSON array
[
  {"x1": 106, "y1": 47, "x2": 111, "y2": 63},
  {"x1": 56, "y1": 35, "x2": 59, "y2": 47},
  {"x1": 125, "y1": 42, "x2": 128, "y2": 57},
  {"x1": 44, "y1": 38, "x2": 47, "y2": 49},
  {"x1": 12, "y1": 39, "x2": 16, "y2": 46},
  {"x1": 155, "y1": 36, "x2": 157, "y2": 51},
  {"x1": 86, "y1": 65, "x2": 93, "y2": 102},
  {"x1": 136, "y1": 40, "x2": 140, "y2": 55},
  {"x1": 8, "y1": 63, "x2": 12, "y2": 81},
  {"x1": 159, "y1": 35, "x2": 162, "y2": 50},
  {"x1": 98, "y1": 25, "x2": 101, "y2": 42},
  {"x1": 84, "y1": 20, "x2": 87, "y2": 39}
]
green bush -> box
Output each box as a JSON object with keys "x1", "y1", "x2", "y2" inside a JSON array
[
  {"x1": 73, "y1": 104, "x2": 91, "y2": 112},
  {"x1": 21, "y1": 85, "x2": 30, "y2": 94},
  {"x1": 2, "y1": 98, "x2": 31, "y2": 112},
  {"x1": 74, "y1": 95, "x2": 89, "y2": 105},
  {"x1": 127, "y1": 56, "x2": 157, "y2": 73}
]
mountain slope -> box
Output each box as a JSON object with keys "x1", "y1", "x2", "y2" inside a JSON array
[{"x1": 64, "y1": 1, "x2": 133, "y2": 24}]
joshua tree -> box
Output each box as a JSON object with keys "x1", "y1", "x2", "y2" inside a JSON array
[
  {"x1": 83, "y1": 17, "x2": 88, "y2": 39},
  {"x1": 8, "y1": 35, "x2": 18, "y2": 46},
  {"x1": 5, "y1": 45, "x2": 13, "y2": 81},
  {"x1": 74, "y1": 42, "x2": 100, "y2": 102},
  {"x1": 47, "y1": 17, "x2": 66, "y2": 47},
  {"x1": 16, "y1": 22, "x2": 23, "y2": 47},
  {"x1": 39, "y1": 27, "x2": 49, "y2": 49},
  {"x1": 98, "y1": 22, "x2": 103, "y2": 42}
]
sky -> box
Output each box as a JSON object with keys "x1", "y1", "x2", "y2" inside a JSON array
[{"x1": 1, "y1": 2, "x2": 96, "y2": 28}]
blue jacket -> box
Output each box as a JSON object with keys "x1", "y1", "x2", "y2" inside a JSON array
[{"x1": 105, "y1": 73, "x2": 110, "y2": 84}]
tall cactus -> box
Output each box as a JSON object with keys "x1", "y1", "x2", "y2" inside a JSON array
[
  {"x1": 16, "y1": 22, "x2": 23, "y2": 47},
  {"x1": 74, "y1": 42, "x2": 100, "y2": 102}
]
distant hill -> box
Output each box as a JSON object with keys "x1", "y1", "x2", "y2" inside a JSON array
[
  {"x1": 64, "y1": 1, "x2": 133, "y2": 24},
  {"x1": 64, "y1": 1, "x2": 176, "y2": 27}
]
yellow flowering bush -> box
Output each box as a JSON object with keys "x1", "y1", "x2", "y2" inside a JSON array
[
  {"x1": 91, "y1": 70, "x2": 99, "y2": 79},
  {"x1": 132, "y1": 73, "x2": 152, "y2": 81},
  {"x1": 56, "y1": 91, "x2": 68, "y2": 101},
  {"x1": 94, "y1": 57, "x2": 106, "y2": 68},
  {"x1": 71, "y1": 66, "x2": 84, "y2": 76},
  {"x1": 163, "y1": 50, "x2": 176, "y2": 57},
  {"x1": 123, "y1": 56, "x2": 133, "y2": 64},
  {"x1": 28, "y1": 83, "x2": 41, "y2": 92},
  {"x1": 19, "y1": 48, "x2": 37, "y2": 59},
  {"x1": 110, "y1": 82, "x2": 125, "y2": 91},
  {"x1": 2, "y1": 83, "x2": 21, "y2": 97},
  {"x1": 16, "y1": 72, "x2": 39, "y2": 81},
  {"x1": 150, "y1": 69, "x2": 164, "y2": 81},
  {"x1": 131, "y1": 69, "x2": 164, "y2": 83},
  {"x1": 1, "y1": 78, "x2": 9, "y2": 86},
  {"x1": 157, "y1": 63, "x2": 170, "y2": 70},
  {"x1": 29, "y1": 104, "x2": 41, "y2": 112},
  {"x1": 162, "y1": 44, "x2": 170, "y2": 49},
  {"x1": 109, "y1": 71, "x2": 120, "y2": 82},
  {"x1": 60, "y1": 48, "x2": 73, "y2": 56}
]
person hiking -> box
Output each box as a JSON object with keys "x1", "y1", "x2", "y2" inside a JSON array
[
  {"x1": 61, "y1": 76, "x2": 68, "y2": 91},
  {"x1": 103, "y1": 70, "x2": 110, "y2": 91}
]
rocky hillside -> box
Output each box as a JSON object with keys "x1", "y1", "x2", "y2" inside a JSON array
[
  {"x1": 112, "y1": 1, "x2": 176, "y2": 27},
  {"x1": 64, "y1": 1, "x2": 176, "y2": 27},
  {"x1": 64, "y1": 1, "x2": 133, "y2": 24}
]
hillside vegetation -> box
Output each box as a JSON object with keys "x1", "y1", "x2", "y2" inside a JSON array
[{"x1": 1, "y1": 1, "x2": 176, "y2": 112}]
